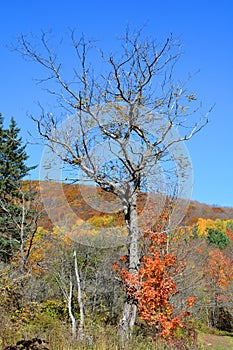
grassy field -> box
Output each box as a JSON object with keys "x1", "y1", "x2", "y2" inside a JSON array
[{"x1": 2, "y1": 332, "x2": 233, "y2": 350}]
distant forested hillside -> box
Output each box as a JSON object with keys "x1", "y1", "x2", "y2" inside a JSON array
[{"x1": 34, "y1": 181, "x2": 233, "y2": 229}]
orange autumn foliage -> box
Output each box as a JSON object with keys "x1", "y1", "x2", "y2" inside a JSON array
[
  {"x1": 204, "y1": 248, "x2": 233, "y2": 291},
  {"x1": 113, "y1": 230, "x2": 196, "y2": 340},
  {"x1": 136, "y1": 232, "x2": 185, "y2": 339},
  {"x1": 186, "y1": 296, "x2": 197, "y2": 308}
]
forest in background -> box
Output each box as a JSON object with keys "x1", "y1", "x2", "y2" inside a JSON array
[{"x1": 1, "y1": 176, "x2": 233, "y2": 349}]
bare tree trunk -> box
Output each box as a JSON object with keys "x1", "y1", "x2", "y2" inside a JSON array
[
  {"x1": 74, "y1": 249, "x2": 85, "y2": 339},
  {"x1": 55, "y1": 273, "x2": 77, "y2": 339},
  {"x1": 119, "y1": 302, "x2": 137, "y2": 341},
  {"x1": 19, "y1": 192, "x2": 26, "y2": 274},
  {"x1": 68, "y1": 279, "x2": 77, "y2": 338},
  {"x1": 119, "y1": 192, "x2": 139, "y2": 341},
  {"x1": 0, "y1": 184, "x2": 39, "y2": 274}
]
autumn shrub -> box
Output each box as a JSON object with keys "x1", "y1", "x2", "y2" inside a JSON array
[
  {"x1": 0, "y1": 292, "x2": 69, "y2": 349},
  {"x1": 114, "y1": 230, "x2": 197, "y2": 346},
  {"x1": 40, "y1": 300, "x2": 68, "y2": 320}
]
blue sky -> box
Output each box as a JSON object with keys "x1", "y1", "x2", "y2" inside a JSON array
[{"x1": 0, "y1": 0, "x2": 232, "y2": 207}]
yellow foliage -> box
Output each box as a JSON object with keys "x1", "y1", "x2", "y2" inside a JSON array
[
  {"x1": 196, "y1": 218, "x2": 215, "y2": 237},
  {"x1": 196, "y1": 218, "x2": 233, "y2": 237},
  {"x1": 170, "y1": 226, "x2": 194, "y2": 243},
  {"x1": 86, "y1": 215, "x2": 114, "y2": 228},
  {"x1": 214, "y1": 219, "x2": 229, "y2": 233}
]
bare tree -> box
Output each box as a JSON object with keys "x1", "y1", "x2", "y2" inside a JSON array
[
  {"x1": 54, "y1": 249, "x2": 84, "y2": 339},
  {"x1": 0, "y1": 181, "x2": 40, "y2": 274},
  {"x1": 73, "y1": 249, "x2": 85, "y2": 339},
  {"x1": 16, "y1": 27, "x2": 209, "y2": 339}
]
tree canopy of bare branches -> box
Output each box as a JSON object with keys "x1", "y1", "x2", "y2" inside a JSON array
[{"x1": 16, "y1": 27, "x2": 209, "y2": 339}]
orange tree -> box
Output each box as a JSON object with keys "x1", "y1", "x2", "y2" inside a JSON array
[
  {"x1": 113, "y1": 228, "x2": 196, "y2": 344},
  {"x1": 203, "y1": 247, "x2": 233, "y2": 328}
]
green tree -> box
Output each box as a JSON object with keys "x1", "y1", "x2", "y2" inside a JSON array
[
  {"x1": 207, "y1": 228, "x2": 230, "y2": 249},
  {"x1": 0, "y1": 115, "x2": 36, "y2": 263}
]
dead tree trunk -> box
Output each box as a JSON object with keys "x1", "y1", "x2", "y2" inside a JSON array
[
  {"x1": 74, "y1": 249, "x2": 85, "y2": 339},
  {"x1": 119, "y1": 191, "x2": 139, "y2": 340},
  {"x1": 68, "y1": 278, "x2": 77, "y2": 339}
]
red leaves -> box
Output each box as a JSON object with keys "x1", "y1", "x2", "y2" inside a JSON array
[
  {"x1": 226, "y1": 228, "x2": 233, "y2": 241},
  {"x1": 119, "y1": 255, "x2": 128, "y2": 263},
  {"x1": 135, "y1": 233, "x2": 182, "y2": 339},
  {"x1": 205, "y1": 248, "x2": 233, "y2": 291},
  {"x1": 186, "y1": 296, "x2": 196, "y2": 308},
  {"x1": 114, "y1": 230, "x2": 195, "y2": 341},
  {"x1": 112, "y1": 262, "x2": 120, "y2": 273}
]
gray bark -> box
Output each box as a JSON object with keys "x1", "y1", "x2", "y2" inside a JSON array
[
  {"x1": 119, "y1": 191, "x2": 139, "y2": 340},
  {"x1": 119, "y1": 302, "x2": 137, "y2": 341}
]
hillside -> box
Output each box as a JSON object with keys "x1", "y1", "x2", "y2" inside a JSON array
[
  {"x1": 3, "y1": 180, "x2": 233, "y2": 349},
  {"x1": 182, "y1": 200, "x2": 233, "y2": 225},
  {"x1": 34, "y1": 181, "x2": 233, "y2": 229}
]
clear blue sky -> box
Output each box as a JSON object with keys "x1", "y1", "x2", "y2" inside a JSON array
[{"x1": 0, "y1": 0, "x2": 232, "y2": 207}]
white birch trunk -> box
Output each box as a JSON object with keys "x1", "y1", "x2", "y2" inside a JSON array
[
  {"x1": 68, "y1": 279, "x2": 77, "y2": 338},
  {"x1": 74, "y1": 249, "x2": 85, "y2": 339}
]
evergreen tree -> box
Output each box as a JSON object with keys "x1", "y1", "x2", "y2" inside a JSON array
[
  {"x1": 0, "y1": 115, "x2": 36, "y2": 262},
  {"x1": 207, "y1": 228, "x2": 230, "y2": 250}
]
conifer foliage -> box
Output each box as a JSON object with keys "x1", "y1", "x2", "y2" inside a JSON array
[{"x1": 0, "y1": 114, "x2": 35, "y2": 262}]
